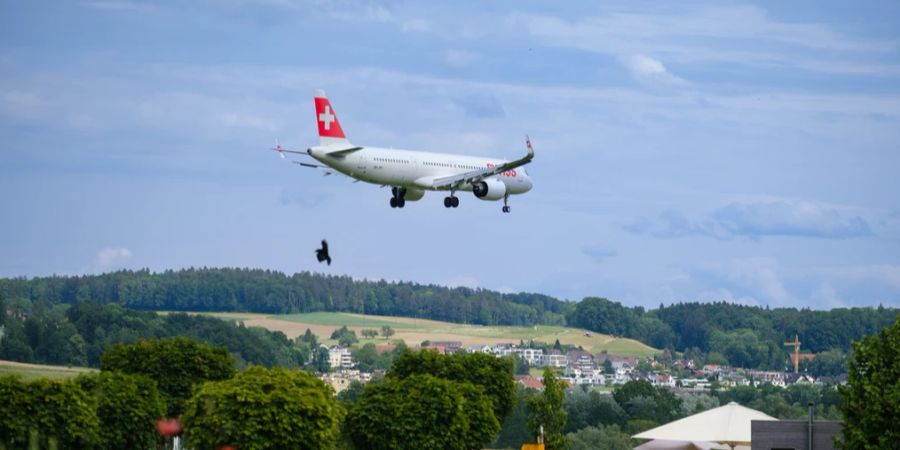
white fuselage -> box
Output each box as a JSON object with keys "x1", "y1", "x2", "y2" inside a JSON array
[{"x1": 308, "y1": 146, "x2": 533, "y2": 199}]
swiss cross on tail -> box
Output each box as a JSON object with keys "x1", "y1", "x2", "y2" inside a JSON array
[{"x1": 314, "y1": 90, "x2": 346, "y2": 140}]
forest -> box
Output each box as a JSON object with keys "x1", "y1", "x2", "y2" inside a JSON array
[
  {"x1": 0, "y1": 299, "x2": 310, "y2": 370},
  {"x1": 1, "y1": 268, "x2": 897, "y2": 370}
]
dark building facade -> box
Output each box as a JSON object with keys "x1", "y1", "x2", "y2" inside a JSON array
[{"x1": 751, "y1": 420, "x2": 841, "y2": 450}]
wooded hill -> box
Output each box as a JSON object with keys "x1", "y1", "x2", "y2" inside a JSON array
[{"x1": 2, "y1": 268, "x2": 896, "y2": 370}]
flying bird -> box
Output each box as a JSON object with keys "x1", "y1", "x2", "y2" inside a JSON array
[{"x1": 315, "y1": 240, "x2": 331, "y2": 265}]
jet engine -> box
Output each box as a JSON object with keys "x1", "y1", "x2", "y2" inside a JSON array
[
  {"x1": 404, "y1": 188, "x2": 425, "y2": 201},
  {"x1": 472, "y1": 179, "x2": 507, "y2": 201}
]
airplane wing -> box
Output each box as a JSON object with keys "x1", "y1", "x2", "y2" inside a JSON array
[
  {"x1": 292, "y1": 161, "x2": 335, "y2": 176},
  {"x1": 430, "y1": 138, "x2": 534, "y2": 189}
]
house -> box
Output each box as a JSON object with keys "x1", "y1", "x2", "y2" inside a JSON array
[
  {"x1": 517, "y1": 375, "x2": 544, "y2": 391},
  {"x1": 650, "y1": 373, "x2": 676, "y2": 388},
  {"x1": 319, "y1": 370, "x2": 372, "y2": 395},
  {"x1": 540, "y1": 351, "x2": 567, "y2": 368},
  {"x1": 430, "y1": 341, "x2": 462, "y2": 353},
  {"x1": 515, "y1": 348, "x2": 544, "y2": 366},
  {"x1": 328, "y1": 346, "x2": 355, "y2": 370}
]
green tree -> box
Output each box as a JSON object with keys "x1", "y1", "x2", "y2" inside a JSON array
[
  {"x1": 567, "y1": 424, "x2": 632, "y2": 450},
  {"x1": 100, "y1": 337, "x2": 236, "y2": 417},
  {"x1": 336, "y1": 380, "x2": 367, "y2": 406},
  {"x1": 389, "y1": 349, "x2": 516, "y2": 420},
  {"x1": 352, "y1": 343, "x2": 393, "y2": 372},
  {"x1": 838, "y1": 316, "x2": 900, "y2": 449},
  {"x1": 345, "y1": 374, "x2": 498, "y2": 450},
  {"x1": 339, "y1": 333, "x2": 358, "y2": 347},
  {"x1": 614, "y1": 380, "x2": 682, "y2": 424},
  {"x1": 74, "y1": 371, "x2": 166, "y2": 449},
  {"x1": 808, "y1": 348, "x2": 848, "y2": 377},
  {"x1": 493, "y1": 385, "x2": 536, "y2": 449},
  {"x1": 381, "y1": 325, "x2": 395, "y2": 338},
  {"x1": 527, "y1": 367, "x2": 568, "y2": 450},
  {"x1": 602, "y1": 359, "x2": 615, "y2": 374},
  {"x1": 182, "y1": 366, "x2": 342, "y2": 450},
  {"x1": 315, "y1": 346, "x2": 331, "y2": 373},
  {"x1": 362, "y1": 328, "x2": 378, "y2": 339},
  {"x1": 0, "y1": 375, "x2": 100, "y2": 449}
]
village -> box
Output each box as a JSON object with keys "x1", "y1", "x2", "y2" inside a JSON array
[{"x1": 317, "y1": 339, "x2": 833, "y2": 395}]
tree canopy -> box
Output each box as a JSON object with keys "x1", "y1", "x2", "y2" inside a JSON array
[
  {"x1": 182, "y1": 366, "x2": 342, "y2": 450},
  {"x1": 345, "y1": 374, "x2": 498, "y2": 450},
  {"x1": 388, "y1": 349, "x2": 516, "y2": 420},
  {"x1": 0, "y1": 375, "x2": 101, "y2": 448},
  {"x1": 101, "y1": 337, "x2": 236, "y2": 417},
  {"x1": 527, "y1": 367, "x2": 568, "y2": 450},
  {"x1": 838, "y1": 316, "x2": 900, "y2": 449},
  {"x1": 74, "y1": 371, "x2": 166, "y2": 449}
]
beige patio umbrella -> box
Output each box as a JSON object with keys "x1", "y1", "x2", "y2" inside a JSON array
[
  {"x1": 633, "y1": 401, "x2": 775, "y2": 449},
  {"x1": 633, "y1": 439, "x2": 723, "y2": 450},
  {"x1": 633, "y1": 440, "x2": 750, "y2": 450}
]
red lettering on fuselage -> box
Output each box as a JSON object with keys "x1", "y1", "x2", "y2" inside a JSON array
[{"x1": 486, "y1": 162, "x2": 516, "y2": 177}]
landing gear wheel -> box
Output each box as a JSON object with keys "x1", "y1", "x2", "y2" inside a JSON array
[
  {"x1": 390, "y1": 197, "x2": 398, "y2": 208},
  {"x1": 397, "y1": 198, "x2": 406, "y2": 208},
  {"x1": 502, "y1": 206, "x2": 510, "y2": 213},
  {"x1": 443, "y1": 197, "x2": 452, "y2": 208},
  {"x1": 501, "y1": 194, "x2": 510, "y2": 213},
  {"x1": 451, "y1": 197, "x2": 459, "y2": 208}
]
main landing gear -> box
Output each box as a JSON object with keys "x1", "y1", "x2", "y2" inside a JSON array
[
  {"x1": 502, "y1": 194, "x2": 511, "y2": 213},
  {"x1": 443, "y1": 187, "x2": 460, "y2": 208},
  {"x1": 443, "y1": 195, "x2": 459, "y2": 208},
  {"x1": 390, "y1": 187, "x2": 406, "y2": 208}
]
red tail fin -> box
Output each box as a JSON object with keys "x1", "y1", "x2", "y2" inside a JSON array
[{"x1": 314, "y1": 89, "x2": 348, "y2": 146}]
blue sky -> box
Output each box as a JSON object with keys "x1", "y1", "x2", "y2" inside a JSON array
[{"x1": 2, "y1": 0, "x2": 899, "y2": 309}]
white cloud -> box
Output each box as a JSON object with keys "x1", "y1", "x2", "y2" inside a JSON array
[
  {"x1": 713, "y1": 200, "x2": 872, "y2": 239},
  {"x1": 811, "y1": 283, "x2": 846, "y2": 309},
  {"x1": 627, "y1": 199, "x2": 873, "y2": 240},
  {"x1": 582, "y1": 245, "x2": 618, "y2": 263},
  {"x1": 697, "y1": 287, "x2": 760, "y2": 307},
  {"x1": 513, "y1": 6, "x2": 895, "y2": 74},
  {"x1": 442, "y1": 276, "x2": 481, "y2": 289},
  {"x1": 79, "y1": 1, "x2": 156, "y2": 13},
  {"x1": 619, "y1": 54, "x2": 687, "y2": 86},
  {"x1": 0, "y1": 91, "x2": 48, "y2": 119},
  {"x1": 444, "y1": 50, "x2": 480, "y2": 68},
  {"x1": 96, "y1": 247, "x2": 133, "y2": 267},
  {"x1": 813, "y1": 265, "x2": 900, "y2": 290},
  {"x1": 713, "y1": 257, "x2": 792, "y2": 305},
  {"x1": 221, "y1": 112, "x2": 279, "y2": 131}
]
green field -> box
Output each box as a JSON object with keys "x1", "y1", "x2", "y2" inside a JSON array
[
  {"x1": 194, "y1": 311, "x2": 661, "y2": 357},
  {"x1": 0, "y1": 360, "x2": 96, "y2": 381},
  {"x1": 276, "y1": 312, "x2": 420, "y2": 329}
]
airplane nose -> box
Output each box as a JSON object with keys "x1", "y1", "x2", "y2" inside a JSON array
[{"x1": 523, "y1": 175, "x2": 533, "y2": 192}]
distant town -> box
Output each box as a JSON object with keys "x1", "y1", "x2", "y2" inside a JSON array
[{"x1": 318, "y1": 339, "x2": 834, "y2": 395}]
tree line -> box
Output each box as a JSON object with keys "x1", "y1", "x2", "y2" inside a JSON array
[
  {"x1": 2, "y1": 314, "x2": 898, "y2": 449},
  {"x1": 2, "y1": 269, "x2": 897, "y2": 370},
  {"x1": 0, "y1": 298, "x2": 310, "y2": 370},
  {"x1": 0, "y1": 268, "x2": 566, "y2": 326}
]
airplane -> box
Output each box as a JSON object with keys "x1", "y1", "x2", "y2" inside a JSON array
[{"x1": 274, "y1": 90, "x2": 534, "y2": 213}]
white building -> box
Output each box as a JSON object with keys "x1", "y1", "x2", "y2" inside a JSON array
[
  {"x1": 541, "y1": 353, "x2": 567, "y2": 368},
  {"x1": 328, "y1": 346, "x2": 355, "y2": 370},
  {"x1": 515, "y1": 348, "x2": 544, "y2": 366}
]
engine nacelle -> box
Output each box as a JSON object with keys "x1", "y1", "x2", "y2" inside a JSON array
[
  {"x1": 472, "y1": 179, "x2": 507, "y2": 201},
  {"x1": 404, "y1": 188, "x2": 425, "y2": 201}
]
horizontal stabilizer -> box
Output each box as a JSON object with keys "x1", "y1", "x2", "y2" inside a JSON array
[{"x1": 324, "y1": 146, "x2": 363, "y2": 156}]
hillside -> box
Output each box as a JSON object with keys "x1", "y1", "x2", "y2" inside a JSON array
[
  {"x1": 198, "y1": 311, "x2": 660, "y2": 357},
  {"x1": 2, "y1": 268, "x2": 897, "y2": 370},
  {"x1": 0, "y1": 360, "x2": 96, "y2": 380}
]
